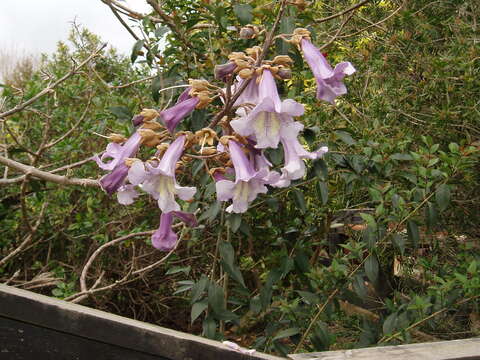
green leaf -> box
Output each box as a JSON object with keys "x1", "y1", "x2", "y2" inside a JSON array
[
  {"x1": 425, "y1": 202, "x2": 438, "y2": 230},
  {"x1": 360, "y1": 213, "x2": 376, "y2": 229},
  {"x1": 390, "y1": 153, "x2": 413, "y2": 161},
  {"x1": 219, "y1": 241, "x2": 246, "y2": 287},
  {"x1": 335, "y1": 130, "x2": 356, "y2": 145},
  {"x1": 191, "y1": 300, "x2": 208, "y2": 323},
  {"x1": 228, "y1": 213, "x2": 242, "y2": 233},
  {"x1": 435, "y1": 184, "x2": 451, "y2": 212},
  {"x1": 352, "y1": 274, "x2": 368, "y2": 299},
  {"x1": 208, "y1": 282, "x2": 225, "y2": 313},
  {"x1": 233, "y1": 4, "x2": 253, "y2": 24},
  {"x1": 190, "y1": 275, "x2": 209, "y2": 304},
  {"x1": 297, "y1": 291, "x2": 320, "y2": 305},
  {"x1": 131, "y1": 39, "x2": 144, "y2": 63},
  {"x1": 365, "y1": 255, "x2": 379, "y2": 283},
  {"x1": 392, "y1": 234, "x2": 406, "y2": 256},
  {"x1": 317, "y1": 181, "x2": 328, "y2": 205},
  {"x1": 407, "y1": 220, "x2": 420, "y2": 248},
  {"x1": 311, "y1": 322, "x2": 333, "y2": 351},
  {"x1": 273, "y1": 327, "x2": 300, "y2": 341},
  {"x1": 166, "y1": 266, "x2": 191, "y2": 275},
  {"x1": 151, "y1": 76, "x2": 162, "y2": 103},
  {"x1": 202, "y1": 316, "x2": 216, "y2": 339},
  {"x1": 292, "y1": 189, "x2": 306, "y2": 214},
  {"x1": 155, "y1": 26, "x2": 169, "y2": 38},
  {"x1": 109, "y1": 106, "x2": 132, "y2": 121},
  {"x1": 383, "y1": 313, "x2": 398, "y2": 335},
  {"x1": 313, "y1": 159, "x2": 328, "y2": 180}
]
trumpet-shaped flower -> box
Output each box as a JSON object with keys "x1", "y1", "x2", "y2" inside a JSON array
[
  {"x1": 159, "y1": 96, "x2": 199, "y2": 133},
  {"x1": 230, "y1": 70, "x2": 304, "y2": 149},
  {"x1": 95, "y1": 132, "x2": 142, "y2": 194},
  {"x1": 128, "y1": 135, "x2": 196, "y2": 213},
  {"x1": 216, "y1": 140, "x2": 279, "y2": 213},
  {"x1": 300, "y1": 38, "x2": 356, "y2": 103},
  {"x1": 152, "y1": 211, "x2": 197, "y2": 251},
  {"x1": 274, "y1": 122, "x2": 328, "y2": 187}
]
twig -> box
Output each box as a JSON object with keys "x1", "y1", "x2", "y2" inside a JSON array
[
  {"x1": 0, "y1": 155, "x2": 99, "y2": 187},
  {"x1": 0, "y1": 202, "x2": 48, "y2": 268},
  {"x1": 294, "y1": 187, "x2": 439, "y2": 352},
  {"x1": 0, "y1": 157, "x2": 92, "y2": 185},
  {"x1": 0, "y1": 45, "x2": 106, "y2": 119},
  {"x1": 339, "y1": 2, "x2": 405, "y2": 39},
  {"x1": 315, "y1": 0, "x2": 371, "y2": 24},
  {"x1": 379, "y1": 295, "x2": 480, "y2": 343}
]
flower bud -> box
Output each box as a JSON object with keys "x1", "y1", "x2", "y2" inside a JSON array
[
  {"x1": 140, "y1": 108, "x2": 160, "y2": 121},
  {"x1": 238, "y1": 68, "x2": 254, "y2": 79},
  {"x1": 272, "y1": 55, "x2": 294, "y2": 67},
  {"x1": 239, "y1": 25, "x2": 259, "y2": 39},
  {"x1": 108, "y1": 133, "x2": 127, "y2": 143},
  {"x1": 141, "y1": 120, "x2": 164, "y2": 130},
  {"x1": 277, "y1": 66, "x2": 292, "y2": 79},
  {"x1": 132, "y1": 114, "x2": 144, "y2": 127},
  {"x1": 214, "y1": 61, "x2": 236, "y2": 81}
]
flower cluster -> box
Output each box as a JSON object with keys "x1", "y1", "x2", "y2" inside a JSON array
[{"x1": 93, "y1": 28, "x2": 354, "y2": 251}]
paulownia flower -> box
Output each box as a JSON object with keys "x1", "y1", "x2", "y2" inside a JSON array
[
  {"x1": 94, "y1": 131, "x2": 142, "y2": 194},
  {"x1": 300, "y1": 38, "x2": 356, "y2": 103},
  {"x1": 274, "y1": 121, "x2": 328, "y2": 187},
  {"x1": 152, "y1": 211, "x2": 197, "y2": 251},
  {"x1": 216, "y1": 140, "x2": 278, "y2": 213},
  {"x1": 230, "y1": 70, "x2": 304, "y2": 149},
  {"x1": 159, "y1": 96, "x2": 199, "y2": 134},
  {"x1": 128, "y1": 135, "x2": 196, "y2": 213}
]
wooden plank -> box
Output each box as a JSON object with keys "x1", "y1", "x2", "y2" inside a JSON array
[
  {"x1": 0, "y1": 316, "x2": 168, "y2": 360},
  {"x1": 0, "y1": 284, "x2": 281, "y2": 360},
  {"x1": 288, "y1": 338, "x2": 480, "y2": 360}
]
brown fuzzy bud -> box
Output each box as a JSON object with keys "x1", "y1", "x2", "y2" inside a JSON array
[
  {"x1": 141, "y1": 120, "x2": 164, "y2": 130},
  {"x1": 108, "y1": 133, "x2": 127, "y2": 143},
  {"x1": 195, "y1": 91, "x2": 212, "y2": 109},
  {"x1": 124, "y1": 158, "x2": 140, "y2": 167},
  {"x1": 176, "y1": 131, "x2": 195, "y2": 147},
  {"x1": 272, "y1": 55, "x2": 294, "y2": 67},
  {"x1": 291, "y1": 28, "x2": 311, "y2": 46},
  {"x1": 246, "y1": 46, "x2": 262, "y2": 60},
  {"x1": 140, "y1": 108, "x2": 159, "y2": 122},
  {"x1": 238, "y1": 68, "x2": 255, "y2": 79},
  {"x1": 138, "y1": 128, "x2": 162, "y2": 147},
  {"x1": 189, "y1": 79, "x2": 210, "y2": 93},
  {"x1": 291, "y1": 0, "x2": 308, "y2": 11},
  {"x1": 239, "y1": 25, "x2": 259, "y2": 39}
]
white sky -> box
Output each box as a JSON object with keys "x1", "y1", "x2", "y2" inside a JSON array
[{"x1": 0, "y1": 0, "x2": 152, "y2": 56}]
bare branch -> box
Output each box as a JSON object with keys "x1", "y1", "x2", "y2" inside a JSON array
[
  {"x1": 315, "y1": 0, "x2": 371, "y2": 24},
  {"x1": 0, "y1": 44, "x2": 106, "y2": 119},
  {"x1": 0, "y1": 155, "x2": 99, "y2": 187}
]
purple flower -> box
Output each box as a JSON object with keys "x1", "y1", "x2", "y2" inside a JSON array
[
  {"x1": 94, "y1": 132, "x2": 142, "y2": 194},
  {"x1": 159, "y1": 97, "x2": 199, "y2": 133},
  {"x1": 301, "y1": 38, "x2": 356, "y2": 103},
  {"x1": 128, "y1": 135, "x2": 196, "y2": 212},
  {"x1": 152, "y1": 211, "x2": 197, "y2": 251},
  {"x1": 215, "y1": 140, "x2": 278, "y2": 213},
  {"x1": 215, "y1": 61, "x2": 237, "y2": 82},
  {"x1": 274, "y1": 122, "x2": 328, "y2": 187},
  {"x1": 232, "y1": 75, "x2": 260, "y2": 108},
  {"x1": 117, "y1": 184, "x2": 140, "y2": 205},
  {"x1": 230, "y1": 70, "x2": 304, "y2": 149},
  {"x1": 95, "y1": 132, "x2": 141, "y2": 171}
]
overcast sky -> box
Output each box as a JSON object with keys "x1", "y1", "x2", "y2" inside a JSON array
[{"x1": 0, "y1": 0, "x2": 152, "y2": 56}]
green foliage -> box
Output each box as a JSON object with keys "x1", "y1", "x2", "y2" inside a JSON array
[{"x1": 1, "y1": 0, "x2": 480, "y2": 357}]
